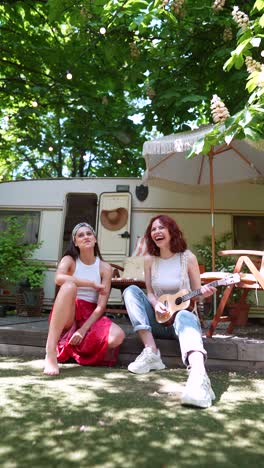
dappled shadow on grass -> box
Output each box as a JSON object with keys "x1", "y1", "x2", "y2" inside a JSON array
[
  {"x1": 0, "y1": 359, "x2": 263, "y2": 468},
  {"x1": 0, "y1": 356, "x2": 43, "y2": 378}
]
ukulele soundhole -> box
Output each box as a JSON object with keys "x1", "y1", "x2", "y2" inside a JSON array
[{"x1": 175, "y1": 297, "x2": 183, "y2": 305}]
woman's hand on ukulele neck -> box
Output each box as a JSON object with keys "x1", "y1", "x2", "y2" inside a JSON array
[{"x1": 200, "y1": 284, "x2": 216, "y2": 298}]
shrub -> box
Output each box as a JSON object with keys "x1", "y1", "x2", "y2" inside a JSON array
[
  {"x1": 194, "y1": 232, "x2": 235, "y2": 272},
  {"x1": 0, "y1": 216, "x2": 47, "y2": 288}
]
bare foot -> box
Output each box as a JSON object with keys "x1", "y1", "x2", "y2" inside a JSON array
[{"x1": 43, "y1": 352, "x2": 59, "y2": 376}]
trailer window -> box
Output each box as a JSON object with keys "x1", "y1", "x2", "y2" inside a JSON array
[
  {"x1": 233, "y1": 216, "x2": 264, "y2": 250},
  {"x1": 0, "y1": 211, "x2": 40, "y2": 244}
]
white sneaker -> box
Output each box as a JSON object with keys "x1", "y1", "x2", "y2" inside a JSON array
[
  {"x1": 181, "y1": 369, "x2": 215, "y2": 408},
  {"x1": 206, "y1": 373, "x2": 216, "y2": 401},
  {"x1": 128, "y1": 347, "x2": 166, "y2": 374}
]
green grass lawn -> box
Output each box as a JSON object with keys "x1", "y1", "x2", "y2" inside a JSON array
[{"x1": 0, "y1": 358, "x2": 263, "y2": 468}]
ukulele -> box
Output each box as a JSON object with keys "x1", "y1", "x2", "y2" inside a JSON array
[{"x1": 156, "y1": 273, "x2": 241, "y2": 326}]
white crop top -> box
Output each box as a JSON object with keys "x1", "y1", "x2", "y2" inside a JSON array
[
  {"x1": 151, "y1": 251, "x2": 191, "y2": 297},
  {"x1": 74, "y1": 257, "x2": 101, "y2": 303}
]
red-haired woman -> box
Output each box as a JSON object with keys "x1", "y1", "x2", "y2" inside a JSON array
[
  {"x1": 44, "y1": 222, "x2": 125, "y2": 376},
  {"x1": 123, "y1": 215, "x2": 216, "y2": 408}
]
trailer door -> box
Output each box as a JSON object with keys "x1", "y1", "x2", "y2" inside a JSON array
[
  {"x1": 97, "y1": 192, "x2": 131, "y2": 262},
  {"x1": 62, "y1": 193, "x2": 98, "y2": 254}
]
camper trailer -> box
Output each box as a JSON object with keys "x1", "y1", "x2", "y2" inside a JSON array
[{"x1": 0, "y1": 177, "x2": 264, "y2": 315}]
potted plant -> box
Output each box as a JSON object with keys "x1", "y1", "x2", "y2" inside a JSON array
[
  {"x1": 194, "y1": 232, "x2": 252, "y2": 323},
  {"x1": 0, "y1": 215, "x2": 47, "y2": 316}
]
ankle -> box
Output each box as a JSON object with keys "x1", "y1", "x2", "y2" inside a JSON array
[
  {"x1": 45, "y1": 348, "x2": 57, "y2": 357},
  {"x1": 188, "y1": 365, "x2": 206, "y2": 375},
  {"x1": 188, "y1": 351, "x2": 205, "y2": 371},
  {"x1": 145, "y1": 346, "x2": 158, "y2": 354}
]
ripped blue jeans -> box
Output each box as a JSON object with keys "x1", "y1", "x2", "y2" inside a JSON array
[{"x1": 123, "y1": 285, "x2": 206, "y2": 366}]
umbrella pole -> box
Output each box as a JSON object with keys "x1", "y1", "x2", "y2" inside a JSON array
[
  {"x1": 209, "y1": 152, "x2": 216, "y2": 271},
  {"x1": 209, "y1": 151, "x2": 217, "y2": 316}
]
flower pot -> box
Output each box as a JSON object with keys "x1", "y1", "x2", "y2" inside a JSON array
[
  {"x1": 16, "y1": 287, "x2": 44, "y2": 317},
  {"x1": 226, "y1": 303, "x2": 250, "y2": 327}
]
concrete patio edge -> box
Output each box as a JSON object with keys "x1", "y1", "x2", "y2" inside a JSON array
[{"x1": 0, "y1": 316, "x2": 264, "y2": 372}]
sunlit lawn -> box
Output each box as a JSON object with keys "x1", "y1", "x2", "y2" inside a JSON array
[{"x1": 0, "y1": 357, "x2": 263, "y2": 468}]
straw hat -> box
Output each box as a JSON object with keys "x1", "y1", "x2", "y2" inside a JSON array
[{"x1": 100, "y1": 207, "x2": 128, "y2": 231}]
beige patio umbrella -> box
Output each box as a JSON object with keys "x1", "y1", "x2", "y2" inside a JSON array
[{"x1": 143, "y1": 125, "x2": 264, "y2": 270}]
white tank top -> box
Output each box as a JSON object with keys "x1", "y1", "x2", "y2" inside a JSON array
[
  {"x1": 74, "y1": 257, "x2": 101, "y2": 303},
  {"x1": 151, "y1": 251, "x2": 191, "y2": 297}
]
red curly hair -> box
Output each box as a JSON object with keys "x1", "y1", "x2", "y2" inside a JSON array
[{"x1": 145, "y1": 215, "x2": 187, "y2": 256}]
